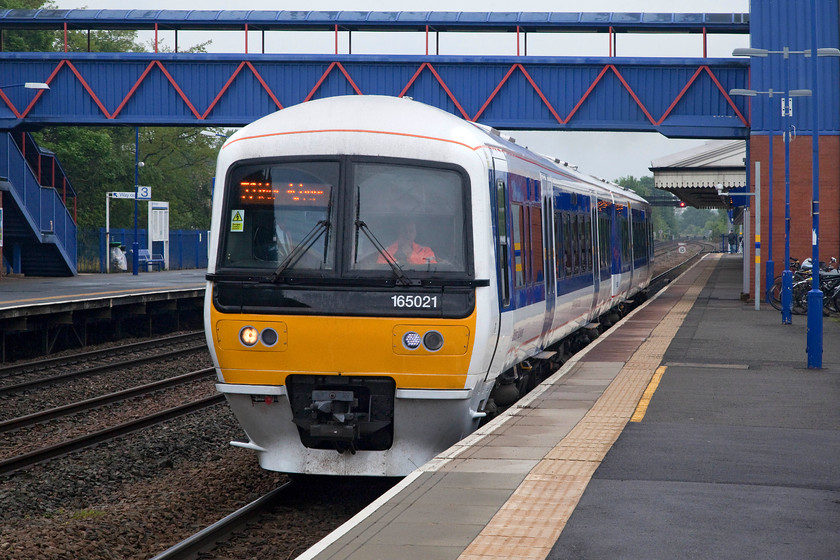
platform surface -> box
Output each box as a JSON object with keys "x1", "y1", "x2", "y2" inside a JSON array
[
  {"x1": 0, "y1": 270, "x2": 206, "y2": 312},
  {"x1": 300, "y1": 254, "x2": 840, "y2": 560}
]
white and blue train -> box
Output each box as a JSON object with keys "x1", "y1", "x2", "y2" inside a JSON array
[{"x1": 204, "y1": 95, "x2": 653, "y2": 476}]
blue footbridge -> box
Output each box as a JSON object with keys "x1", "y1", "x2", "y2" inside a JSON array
[{"x1": 0, "y1": 7, "x2": 835, "y2": 277}]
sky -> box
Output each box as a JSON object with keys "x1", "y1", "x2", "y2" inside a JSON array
[{"x1": 52, "y1": 0, "x2": 751, "y2": 181}]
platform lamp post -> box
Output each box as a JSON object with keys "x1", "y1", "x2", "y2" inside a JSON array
[{"x1": 0, "y1": 81, "x2": 50, "y2": 90}]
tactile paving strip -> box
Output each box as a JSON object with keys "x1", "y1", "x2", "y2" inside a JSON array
[{"x1": 458, "y1": 256, "x2": 718, "y2": 560}]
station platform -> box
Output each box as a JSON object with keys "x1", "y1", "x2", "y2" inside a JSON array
[
  {"x1": 0, "y1": 270, "x2": 206, "y2": 361},
  {"x1": 300, "y1": 254, "x2": 840, "y2": 560},
  {"x1": 0, "y1": 269, "x2": 206, "y2": 312}
]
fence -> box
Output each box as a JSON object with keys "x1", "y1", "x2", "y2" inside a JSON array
[{"x1": 78, "y1": 227, "x2": 209, "y2": 273}]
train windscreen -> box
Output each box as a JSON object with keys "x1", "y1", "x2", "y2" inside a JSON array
[
  {"x1": 220, "y1": 161, "x2": 339, "y2": 271},
  {"x1": 218, "y1": 159, "x2": 469, "y2": 277},
  {"x1": 350, "y1": 162, "x2": 467, "y2": 274}
]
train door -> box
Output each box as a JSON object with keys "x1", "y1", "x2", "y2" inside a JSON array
[
  {"x1": 609, "y1": 194, "x2": 621, "y2": 298},
  {"x1": 492, "y1": 157, "x2": 512, "y2": 311},
  {"x1": 628, "y1": 202, "x2": 636, "y2": 289},
  {"x1": 540, "y1": 175, "x2": 556, "y2": 345},
  {"x1": 589, "y1": 196, "x2": 600, "y2": 315},
  {"x1": 485, "y1": 156, "x2": 511, "y2": 380}
]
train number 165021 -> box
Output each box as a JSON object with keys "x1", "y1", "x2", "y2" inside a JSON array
[{"x1": 391, "y1": 295, "x2": 439, "y2": 308}]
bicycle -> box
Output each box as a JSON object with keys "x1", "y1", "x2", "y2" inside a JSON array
[{"x1": 767, "y1": 258, "x2": 805, "y2": 311}]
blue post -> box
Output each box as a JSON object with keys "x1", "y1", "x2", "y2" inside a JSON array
[
  {"x1": 132, "y1": 126, "x2": 140, "y2": 276},
  {"x1": 806, "y1": 0, "x2": 822, "y2": 368}
]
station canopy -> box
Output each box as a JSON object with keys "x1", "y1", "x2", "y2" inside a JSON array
[{"x1": 650, "y1": 140, "x2": 746, "y2": 209}]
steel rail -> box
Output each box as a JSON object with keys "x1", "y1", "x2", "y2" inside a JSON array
[
  {"x1": 0, "y1": 343, "x2": 208, "y2": 396},
  {"x1": 149, "y1": 482, "x2": 294, "y2": 560},
  {"x1": 0, "y1": 331, "x2": 203, "y2": 378},
  {"x1": 0, "y1": 393, "x2": 224, "y2": 476},
  {"x1": 0, "y1": 367, "x2": 215, "y2": 434}
]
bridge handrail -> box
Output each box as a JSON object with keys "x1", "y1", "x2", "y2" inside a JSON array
[
  {"x1": 12, "y1": 132, "x2": 77, "y2": 200},
  {"x1": 0, "y1": 10, "x2": 750, "y2": 34}
]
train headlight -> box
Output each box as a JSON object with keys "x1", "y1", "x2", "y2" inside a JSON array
[
  {"x1": 239, "y1": 326, "x2": 259, "y2": 347},
  {"x1": 423, "y1": 330, "x2": 444, "y2": 352},
  {"x1": 402, "y1": 331, "x2": 422, "y2": 350},
  {"x1": 261, "y1": 328, "x2": 278, "y2": 347}
]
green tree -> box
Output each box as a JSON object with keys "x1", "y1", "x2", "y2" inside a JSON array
[
  {"x1": 0, "y1": 0, "x2": 55, "y2": 52},
  {"x1": 134, "y1": 127, "x2": 220, "y2": 230},
  {"x1": 35, "y1": 126, "x2": 136, "y2": 229},
  {"x1": 35, "y1": 126, "x2": 220, "y2": 230},
  {"x1": 60, "y1": 28, "x2": 145, "y2": 53}
]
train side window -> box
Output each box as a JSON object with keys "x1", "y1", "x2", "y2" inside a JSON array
[
  {"x1": 584, "y1": 215, "x2": 592, "y2": 272},
  {"x1": 572, "y1": 214, "x2": 580, "y2": 276},
  {"x1": 600, "y1": 215, "x2": 611, "y2": 270},
  {"x1": 529, "y1": 206, "x2": 544, "y2": 283},
  {"x1": 563, "y1": 212, "x2": 572, "y2": 277},
  {"x1": 495, "y1": 179, "x2": 510, "y2": 306},
  {"x1": 620, "y1": 213, "x2": 630, "y2": 263},
  {"x1": 554, "y1": 210, "x2": 563, "y2": 280},
  {"x1": 512, "y1": 203, "x2": 527, "y2": 288}
]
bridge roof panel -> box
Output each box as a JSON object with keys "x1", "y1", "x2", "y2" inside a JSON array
[{"x1": 0, "y1": 10, "x2": 749, "y2": 33}]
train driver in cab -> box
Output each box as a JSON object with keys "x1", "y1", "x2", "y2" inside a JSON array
[{"x1": 378, "y1": 221, "x2": 436, "y2": 266}]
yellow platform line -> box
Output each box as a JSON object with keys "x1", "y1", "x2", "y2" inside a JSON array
[
  {"x1": 631, "y1": 365, "x2": 667, "y2": 422},
  {"x1": 459, "y1": 255, "x2": 718, "y2": 560}
]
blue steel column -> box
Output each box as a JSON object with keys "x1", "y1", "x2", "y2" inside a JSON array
[
  {"x1": 806, "y1": 0, "x2": 822, "y2": 368},
  {"x1": 780, "y1": 49, "x2": 792, "y2": 324},
  {"x1": 132, "y1": 126, "x2": 139, "y2": 276}
]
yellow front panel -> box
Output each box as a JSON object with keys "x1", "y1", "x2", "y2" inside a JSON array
[{"x1": 210, "y1": 306, "x2": 476, "y2": 389}]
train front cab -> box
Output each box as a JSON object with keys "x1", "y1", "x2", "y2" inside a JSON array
[{"x1": 206, "y1": 151, "x2": 497, "y2": 476}]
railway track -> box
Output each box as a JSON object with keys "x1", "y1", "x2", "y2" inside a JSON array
[
  {"x1": 0, "y1": 332, "x2": 217, "y2": 476},
  {"x1": 0, "y1": 331, "x2": 204, "y2": 378},
  {"x1": 0, "y1": 392, "x2": 224, "y2": 476},
  {"x1": 149, "y1": 476, "x2": 401, "y2": 560},
  {"x1": 150, "y1": 482, "x2": 294, "y2": 560},
  {"x1": 0, "y1": 331, "x2": 212, "y2": 425},
  {"x1": 0, "y1": 331, "x2": 206, "y2": 393},
  {"x1": 0, "y1": 368, "x2": 215, "y2": 434}
]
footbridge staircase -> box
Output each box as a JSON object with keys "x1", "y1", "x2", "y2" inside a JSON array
[{"x1": 0, "y1": 131, "x2": 77, "y2": 276}]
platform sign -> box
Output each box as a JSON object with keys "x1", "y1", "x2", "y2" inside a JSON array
[{"x1": 108, "y1": 187, "x2": 151, "y2": 200}]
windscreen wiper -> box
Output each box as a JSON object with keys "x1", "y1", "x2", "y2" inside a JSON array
[
  {"x1": 355, "y1": 220, "x2": 412, "y2": 287},
  {"x1": 264, "y1": 220, "x2": 329, "y2": 283}
]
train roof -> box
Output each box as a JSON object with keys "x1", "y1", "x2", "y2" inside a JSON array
[
  {"x1": 226, "y1": 95, "x2": 491, "y2": 151},
  {"x1": 225, "y1": 95, "x2": 648, "y2": 206}
]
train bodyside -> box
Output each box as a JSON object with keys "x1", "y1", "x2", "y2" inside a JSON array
[
  {"x1": 486, "y1": 143, "x2": 652, "y2": 393},
  {"x1": 204, "y1": 95, "x2": 652, "y2": 476}
]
